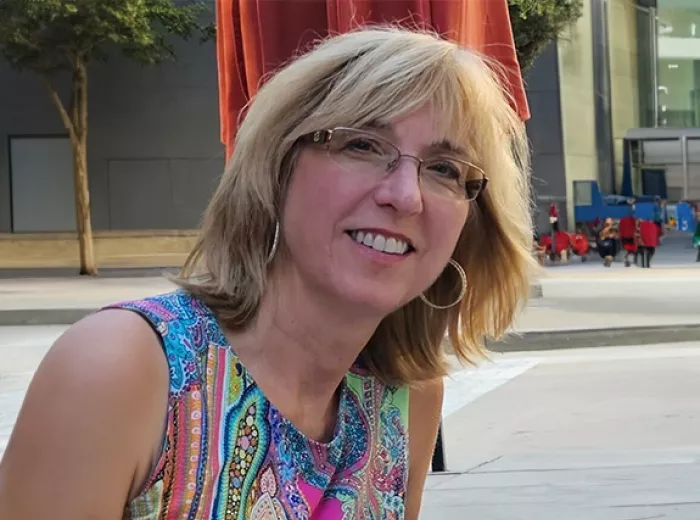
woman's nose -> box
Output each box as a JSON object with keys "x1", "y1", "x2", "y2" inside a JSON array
[{"x1": 373, "y1": 156, "x2": 423, "y2": 215}]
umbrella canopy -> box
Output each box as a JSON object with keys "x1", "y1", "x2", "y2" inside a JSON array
[{"x1": 216, "y1": 0, "x2": 529, "y2": 156}]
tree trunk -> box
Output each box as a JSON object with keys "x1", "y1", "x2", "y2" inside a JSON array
[
  {"x1": 72, "y1": 60, "x2": 96, "y2": 275},
  {"x1": 45, "y1": 58, "x2": 97, "y2": 275}
]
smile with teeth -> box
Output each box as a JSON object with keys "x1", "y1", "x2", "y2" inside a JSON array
[{"x1": 349, "y1": 230, "x2": 411, "y2": 255}]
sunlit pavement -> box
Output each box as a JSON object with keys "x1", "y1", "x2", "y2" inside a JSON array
[
  {"x1": 424, "y1": 343, "x2": 700, "y2": 519},
  {"x1": 2, "y1": 327, "x2": 700, "y2": 519}
]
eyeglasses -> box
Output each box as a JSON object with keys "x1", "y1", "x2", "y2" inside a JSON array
[{"x1": 301, "y1": 127, "x2": 488, "y2": 201}]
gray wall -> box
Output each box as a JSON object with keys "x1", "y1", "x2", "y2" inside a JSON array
[
  {"x1": 523, "y1": 44, "x2": 568, "y2": 233},
  {"x1": 1, "y1": 31, "x2": 568, "y2": 235},
  {"x1": 0, "y1": 36, "x2": 223, "y2": 233},
  {"x1": 9, "y1": 136, "x2": 76, "y2": 232}
]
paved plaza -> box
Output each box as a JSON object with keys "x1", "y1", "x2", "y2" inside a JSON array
[
  {"x1": 1, "y1": 232, "x2": 699, "y2": 516},
  {"x1": 1, "y1": 325, "x2": 699, "y2": 518},
  {"x1": 424, "y1": 343, "x2": 700, "y2": 519}
]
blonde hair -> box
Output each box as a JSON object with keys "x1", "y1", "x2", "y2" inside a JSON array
[{"x1": 179, "y1": 26, "x2": 536, "y2": 385}]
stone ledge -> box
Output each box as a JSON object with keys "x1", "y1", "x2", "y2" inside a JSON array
[
  {"x1": 4, "y1": 307, "x2": 698, "y2": 355},
  {"x1": 487, "y1": 324, "x2": 700, "y2": 352},
  {"x1": 0, "y1": 232, "x2": 196, "y2": 269}
]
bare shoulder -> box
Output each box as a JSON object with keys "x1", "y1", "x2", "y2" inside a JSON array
[
  {"x1": 40, "y1": 308, "x2": 165, "y2": 379},
  {"x1": 405, "y1": 378, "x2": 445, "y2": 520},
  {"x1": 410, "y1": 377, "x2": 445, "y2": 411},
  {"x1": 408, "y1": 377, "x2": 445, "y2": 452},
  {"x1": 0, "y1": 309, "x2": 169, "y2": 520}
]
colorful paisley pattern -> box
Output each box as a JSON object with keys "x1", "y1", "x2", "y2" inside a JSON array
[{"x1": 111, "y1": 290, "x2": 409, "y2": 520}]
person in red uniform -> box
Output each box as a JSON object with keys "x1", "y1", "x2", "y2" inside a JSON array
[
  {"x1": 549, "y1": 202, "x2": 560, "y2": 232},
  {"x1": 618, "y1": 215, "x2": 637, "y2": 267},
  {"x1": 570, "y1": 231, "x2": 589, "y2": 259},
  {"x1": 638, "y1": 219, "x2": 660, "y2": 268}
]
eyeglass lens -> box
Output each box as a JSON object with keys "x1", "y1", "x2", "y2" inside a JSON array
[{"x1": 323, "y1": 129, "x2": 485, "y2": 200}]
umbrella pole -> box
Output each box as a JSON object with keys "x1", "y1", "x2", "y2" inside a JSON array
[{"x1": 431, "y1": 422, "x2": 447, "y2": 472}]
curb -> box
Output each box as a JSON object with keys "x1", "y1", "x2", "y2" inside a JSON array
[
  {"x1": 4, "y1": 307, "x2": 699, "y2": 353},
  {"x1": 487, "y1": 324, "x2": 700, "y2": 352},
  {"x1": 0, "y1": 267, "x2": 180, "y2": 279},
  {"x1": 0, "y1": 283, "x2": 544, "y2": 327},
  {"x1": 0, "y1": 308, "x2": 95, "y2": 327}
]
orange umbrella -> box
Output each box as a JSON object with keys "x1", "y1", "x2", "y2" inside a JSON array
[{"x1": 216, "y1": 0, "x2": 529, "y2": 156}]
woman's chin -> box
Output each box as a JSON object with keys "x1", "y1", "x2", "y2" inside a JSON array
[{"x1": 335, "y1": 284, "x2": 416, "y2": 319}]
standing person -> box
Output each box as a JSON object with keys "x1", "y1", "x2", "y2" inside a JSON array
[
  {"x1": 547, "y1": 201, "x2": 561, "y2": 261},
  {"x1": 548, "y1": 201, "x2": 559, "y2": 253},
  {"x1": 548, "y1": 201, "x2": 560, "y2": 232},
  {"x1": 0, "y1": 28, "x2": 535, "y2": 520},
  {"x1": 618, "y1": 215, "x2": 637, "y2": 267},
  {"x1": 639, "y1": 219, "x2": 660, "y2": 268},
  {"x1": 652, "y1": 197, "x2": 665, "y2": 244}
]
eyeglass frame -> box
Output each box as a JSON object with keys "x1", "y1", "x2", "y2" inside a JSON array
[{"x1": 298, "y1": 127, "x2": 489, "y2": 201}]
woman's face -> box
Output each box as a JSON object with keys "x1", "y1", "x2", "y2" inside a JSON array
[{"x1": 280, "y1": 105, "x2": 472, "y2": 315}]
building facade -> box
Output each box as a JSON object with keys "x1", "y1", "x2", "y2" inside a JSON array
[
  {"x1": 0, "y1": 36, "x2": 222, "y2": 235},
  {"x1": 528, "y1": 0, "x2": 700, "y2": 232},
  {"x1": 2, "y1": 0, "x2": 699, "y2": 268},
  {"x1": 0, "y1": 23, "x2": 223, "y2": 267}
]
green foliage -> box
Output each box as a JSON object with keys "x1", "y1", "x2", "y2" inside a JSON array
[
  {"x1": 508, "y1": 0, "x2": 584, "y2": 72},
  {"x1": 0, "y1": 0, "x2": 214, "y2": 73}
]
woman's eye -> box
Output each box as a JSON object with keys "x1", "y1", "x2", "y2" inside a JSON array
[
  {"x1": 344, "y1": 138, "x2": 383, "y2": 154},
  {"x1": 426, "y1": 161, "x2": 461, "y2": 179}
]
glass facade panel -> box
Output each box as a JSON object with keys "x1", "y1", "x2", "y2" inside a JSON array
[
  {"x1": 635, "y1": 5, "x2": 657, "y2": 128},
  {"x1": 656, "y1": 0, "x2": 700, "y2": 127}
]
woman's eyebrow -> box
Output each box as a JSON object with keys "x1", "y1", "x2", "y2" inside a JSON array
[
  {"x1": 430, "y1": 139, "x2": 467, "y2": 156},
  {"x1": 363, "y1": 120, "x2": 391, "y2": 132},
  {"x1": 361, "y1": 123, "x2": 468, "y2": 156}
]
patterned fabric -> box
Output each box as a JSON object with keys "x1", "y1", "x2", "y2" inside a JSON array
[{"x1": 109, "y1": 290, "x2": 409, "y2": 520}]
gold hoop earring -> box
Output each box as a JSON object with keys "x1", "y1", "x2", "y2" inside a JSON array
[
  {"x1": 267, "y1": 221, "x2": 280, "y2": 264},
  {"x1": 419, "y1": 259, "x2": 467, "y2": 310}
]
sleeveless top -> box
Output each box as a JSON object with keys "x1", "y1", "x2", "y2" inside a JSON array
[{"x1": 109, "y1": 290, "x2": 410, "y2": 520}]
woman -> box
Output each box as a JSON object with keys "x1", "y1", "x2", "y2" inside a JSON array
[
  {"x1": 597, "y1": 218, "x2": 619, "y2": 267},
  {"x1": 0, "y1": 28, "x2": 534, "y2": 519}
]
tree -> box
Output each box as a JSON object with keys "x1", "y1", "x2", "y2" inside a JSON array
[
  {"x1": 0, "y1": 0, "x2": 214, "y2": 275},
  {"x1": 508, "y1": 0, "x2": 584, "y2": 72}
]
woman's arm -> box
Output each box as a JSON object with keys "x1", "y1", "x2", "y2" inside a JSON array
[
  {"x1": 0, "y1": 310, "x2": 169, "y2": 520},
  {"x1": 405, "y1": 377, "x2": 445, "y2": 520}
]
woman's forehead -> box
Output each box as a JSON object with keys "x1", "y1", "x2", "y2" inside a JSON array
[{"x1": 357, "y1": 117, "x2": 469, "y2": 157}]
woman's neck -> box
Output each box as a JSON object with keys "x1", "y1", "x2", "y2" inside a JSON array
[{"x1": 224, "y1": 271, "x2": 382, "y2": 434}]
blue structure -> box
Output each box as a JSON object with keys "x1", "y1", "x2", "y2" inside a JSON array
[
  {"x1": 574, "y1": 127, "x2": 699, "y2": 231},
  {"x1": 573, "y1": 180, "x2": 696, "y2": 231},
  {"x1": 573, "y1": 180, "x2": 635, "y2": 223},
  {"x1": 671, "y1": 203, "x2": 697, "y2": 233}
]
